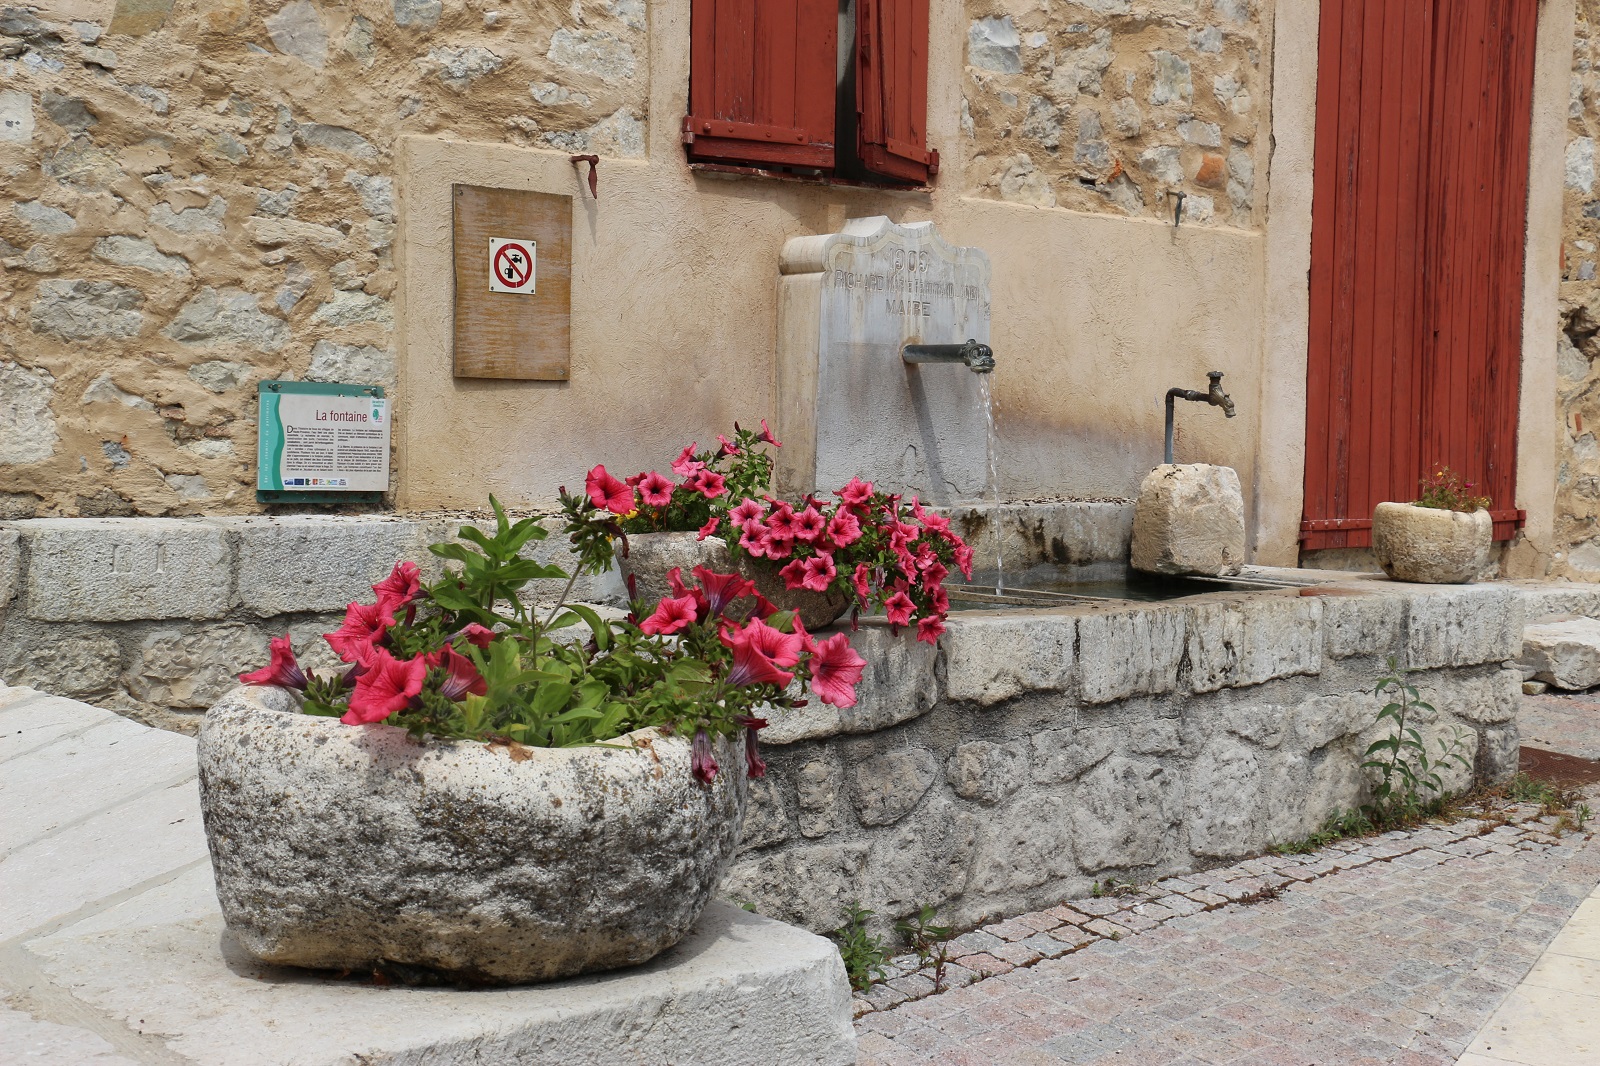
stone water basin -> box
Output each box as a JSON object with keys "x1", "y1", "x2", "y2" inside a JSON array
[
  {"x1": 727, "y1": 570, "x2": 1523, "y2": 935},
  {"x1": 946, "y1": 563, "x2": 1315, "y2": 609}
]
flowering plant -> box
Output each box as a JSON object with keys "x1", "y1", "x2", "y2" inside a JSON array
[
  {"x1": 237, "y1": 497, "x2": 865, "y2": 783},
  {"x1": 1414, "y1": 467, "x2": 1492, "y2": 512},
  {"x1": 582, "y1": 420, "x2": 782, "y2": 539},
  {"x1": 721, "y1": 479, "x2": 972, "y2": 644}
]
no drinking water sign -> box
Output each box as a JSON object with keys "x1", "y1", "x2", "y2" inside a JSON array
[{"x1": 488, "y1": 237, "x2": 537, "y2": 294}]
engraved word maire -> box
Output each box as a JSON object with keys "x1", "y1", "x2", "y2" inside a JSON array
[{"x1": 775, "y1": 217, "x2": 993, "y2": 504}]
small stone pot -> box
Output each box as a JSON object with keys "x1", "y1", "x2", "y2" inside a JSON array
[
  {"x1": 198, "y1": 685, "x2": 747, "y2": 985},
  {"x1": 620, "y1": 531, "x2": 852, "y2": 629},
  {"x1": 1370, "y1": 502, "x2": 1493, "y2": 584}
]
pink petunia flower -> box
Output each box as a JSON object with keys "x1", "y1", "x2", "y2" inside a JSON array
[
  {"x1": 791, "y1": 506, "x2": 827, "y2": 543},
  {"x1": 801, "y1": 552, "x2": 837, "y2": 593},
  {"x1": 729, "y1": 497, "x2": 767, "y2": 528},
  {"x1": 691, "y1": 728, "x2": 718, "y2": 784},
  {"x1": 739, "y1": 519, "x2": 772, "y2": 558},
  {"x1": 920, "y1": 559, "x2": 950, "y2": 588},
  {"x1": 852, "y1": 562, "x2": 873, "y2": 603},
  {"x1": 638, "y1": 470, "x2": 675, "y2": 508},
  {"x1": 809, "y1": 632, "x2": 867, "y2": 708},
  {"x1": 883, "y1": 590, "x2": 915, "y2": 628},
  {"x1": 692, "y1": 566, "x2": 756, "y2": 618},
  {"x1": 455, "y1": 622, "x2": 495, "y2": 648},
  {"x1": 954, "y1": 543, "x2": 975, "y2": 579},
  {"x1": 716, "y1": 433, "x2": 741, "y2": 456},
  {"x1": 239, "y1": 633, "x2": 308, "y2": 690},
  {"x1": 342, "y1": 646, "x2": 426, "y2": 724},
  {"x1": 757, "y1": 419, "x2": 782, "y2": 448},
  {"x1": 836, "y1": 477, "x2": 874, "y2": 510},
  {"x1": 585, "y1": 464, "x2": 635, "y2": 514},
  {"x1": 641, "y1": 594, "x2": 699, "y2": 635},
  {"x1": 826, "y1": 509, "x2": 862, "y2": 548},
  {"x1": 779, "y1": 558, "x2": 808, "y2": 591},
  {"x1": 427, "y1": 644, "x2": 487, "y2": 700},
  {"x1": 721, "y1": 617, "x2": 803, "y2": 687},
  {"x1": 671, "y1": 444, "x2": 705, "y2": 478},
  {"x1": 688, "y1": 468, "x2": 727, "y2": 499},
  {"x1": 737, "y1": 714, "x2": 768, "y2": 777},
  {"x1": 372, "y1": 562, "x2": 421, "y2": 616},
  {"x1": 326, "y1": 599, "x2": 397, "y2": 663},
  {"x1": 916, "y1": 615, "x2": 946, "y2": 645},
  {"x1": 697, "y1": 517, "x2": 720, "y2": 541}
]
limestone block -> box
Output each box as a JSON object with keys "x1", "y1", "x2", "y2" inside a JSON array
[
  {"x1": 721, "y1": 843, "x2": 870, "y2": 933},
  {"x1": 763, "y1": 623, "x2": 937, "y2": 744},
  {"x1": 165, "y1": 288, "x2": 289, "y2": 353},
  {"x1": 124, "y1": 624, "x2": 265, "y2": 709},
  {"x1": 1223, "y1": 704, "x2": 1288, "y2": 749},
  {"x1": 1371, "y1": 502, "x2": 1492, "y2": 584},
  {"x1": 1478, "y1": 724, "x2": 1520, "y2": 785},
  {"x1": 0, "y1": 527, "x2": 17, "y2": 617},
  {"x1": 21, "y1": 519, "x2": 231, "y2": 621},
  {"x1": 966, "y1": 792, "x2": 1076, "y2": 896},
  {"x1": 947, "y1": 740, "x2": 1029, "y2": 805},
  {"x1": 1076, "y1": 605, "x2": 1185, "y2": 704},
  {"x1": 1520, "y1": 618, "x2": 1600, "y2": 690},
  {"x1": 1321, "y1": 591, "x2": 1405, "y2": 659},
  {"x1": 1031, "y1": 726, "x2": 1115, "y2": 784},
  {"x1": 0, "y1": 362, "x2": 58, "y2": 466},
  {"x1": 1405, "y1": 585, "x2": 1525, "y2": 668},
  {"x1": 796, "y1": 755, "x2": 845, "y2": 838},
  {"x1": 0, "y1": 626, "x2": 123, "y2": 697},
  {"x1": 1131, "y1": 464, "x2": 1245, "y2": 577},
  {"x1": 28, "y1": 280, "x2": 143, "y2": 341},
  {"x1": 942, "y1": 501, "x2": 1133, "y2": 572},
  {"x1": 224, "y1": 516, "x2": 432, "y2": 616},
  {"x1": 1514, "y1": 582, "x2": 1600, "y2": 623},
  {"x1": 199, "y1": 687, "x2": 747, "y2": 982},
  {"x1": 1290, "y1": 693, "x2": 1373, "y2": 752},
  {"x1": 864, "y1": 796, "x2": 978, "y2": 920},
  {"x1": 741, "y1": 777, "x2": 792, "y2": 850},
  {"x1": 1185, "y1": 740, "x2": 1263, "y2": 859},
  {"x1": 851, "y1": 748, "x2": 938, "y2": 826},
  {"x1": 1129, "y1": 718, "x2": 1186, "y2": 755},
  {"x1": 1440, "y1": 667, "x2": 1523, "y2": 725},
  {"x1": 940, "y1": 612, "x2": 1074, "y2": 705},
  {"x1": 1259, "y1": 750, "x2": 1313, "y2": 844},
  {"x1": 1185, "y1": 595, "x2": 1322, "y2": 693},
  {"x1": 1071, "y1": 757, "x2": 1177, "y2": 870}
]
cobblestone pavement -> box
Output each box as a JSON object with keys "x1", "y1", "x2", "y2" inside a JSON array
[
  {"x1": 855, "y1": 791, "x2": 1600, "y2": 1063},
  {"x1": 1521, "y1": 692, "x2": 1600, "y2": 760}
]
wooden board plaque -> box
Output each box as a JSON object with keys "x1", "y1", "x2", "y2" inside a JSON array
[{"x1": 451, "y1": 185, "x2": 572, "y2": 380}]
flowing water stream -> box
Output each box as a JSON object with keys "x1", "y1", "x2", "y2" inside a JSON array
[{"x1": 979, "y1": 375, "x2": 1003, "y2": 593}]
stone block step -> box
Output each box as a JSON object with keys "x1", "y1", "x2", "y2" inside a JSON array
[{"x1": 1521, "y1": 617, "x2": 1600, "y2": 691}]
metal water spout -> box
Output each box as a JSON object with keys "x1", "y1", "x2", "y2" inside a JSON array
[
  {"x1": 1164, "y1": 370, "x2": 1236, "y2": 464},
  {"x1": 902, "y1": 338, "x2": 995, "y2": 374}
]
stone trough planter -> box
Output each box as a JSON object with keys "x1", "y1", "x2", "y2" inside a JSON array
[
  {"x1": 1371, "y1": 502, "x2": 1492, "y2": 584},
  {"x1": 198, "y1": 685, "x2": 748, "y2": 984}
]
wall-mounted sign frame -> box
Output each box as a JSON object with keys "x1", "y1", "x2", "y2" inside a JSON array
[
  {"x1": 452, "y1": 184, "x2": 572, "y2": 380},
  {"x1": 256, "y1": 380, "x2": 390, "y2": 504}
]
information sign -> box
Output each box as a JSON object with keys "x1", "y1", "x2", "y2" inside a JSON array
[{"x1": 256, "y1": 380, "x2": 389, "y2": 503}]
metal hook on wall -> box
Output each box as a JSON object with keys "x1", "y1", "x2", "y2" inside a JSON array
[
  {"x1": 1171, "y1": 190, "x2": 1186, "y2": 229},
  {"x1": 570, "y1": 154, "x2": 599, "y2": 200}
]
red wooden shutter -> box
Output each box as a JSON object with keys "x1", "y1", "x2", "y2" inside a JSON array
[
  {"x1": 1300, "y1": 0, "x2": 1536, "y2": 550},
  {"x1": 856, "y1": 0, "x2": 938, "y2": 183},
  {"x1": 684, "y1": 0, "x2": 837, "y2": 169}
]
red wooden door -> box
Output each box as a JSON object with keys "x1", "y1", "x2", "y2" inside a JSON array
[{"x1": 1301, "y1": 0, "x2": 1537, "y2": 550}]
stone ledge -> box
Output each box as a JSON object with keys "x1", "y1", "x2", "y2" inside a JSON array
[{"x1": 17, "y1": 518, "x2": 232, "y2": 622}]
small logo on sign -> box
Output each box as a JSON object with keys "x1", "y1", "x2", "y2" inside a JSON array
[{"x1": 488, "y1": 237, "x2": 537, "y2": 294}]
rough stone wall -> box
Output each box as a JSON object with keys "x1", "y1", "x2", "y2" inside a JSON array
[
  {"x1": 963, "y1": 0, "x2": 1264, "y2": 227},
  {"x1": 1558, "y1": 0, "x2": 1600, "y2": 577},
  {"x1": 727, "y1": 582, "x2": 1525, "y2": 936},
  {"x1": 0, "y1": 0, "x2": 646, "y2": 520}
]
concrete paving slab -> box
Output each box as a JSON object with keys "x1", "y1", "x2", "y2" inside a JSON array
[
  {"x1": 2, "y1": 720, "x2": 199, "y2": 854},
  {"x1": 0, "y1": 999, "x2": 140, "y2": 1066},
  {"x1": 0, "y1": 694, "x2": 120, "y2": 762}
]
